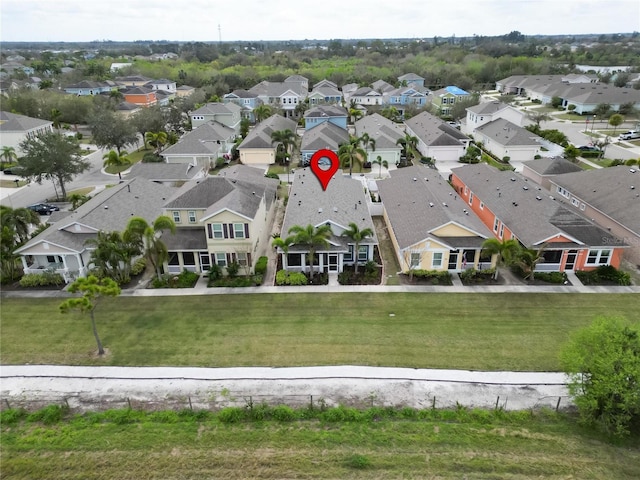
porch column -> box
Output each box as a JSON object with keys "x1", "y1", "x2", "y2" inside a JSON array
[
  {"x1": 473, "y1": 250, "x2": 480, "y2": 269},
  {"x1": 20, "y1": 256, "x2": 28, "y2": 272}
]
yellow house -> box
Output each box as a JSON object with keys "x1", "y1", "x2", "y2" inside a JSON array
[
  {"x1": 377, "y1": 166, "x2": 496, "y2": 273},
  {"x1": 161, "y1": 165, "x2": 279, "y2": 275}
]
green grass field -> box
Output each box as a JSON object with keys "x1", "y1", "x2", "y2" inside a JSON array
[{"x1": 1, "y1": 293, "x2": 637, "y2": 370}]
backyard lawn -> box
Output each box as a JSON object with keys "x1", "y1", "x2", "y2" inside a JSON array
[{"x1": 1, "y1": 293, "x2": 637, "y2": 370}]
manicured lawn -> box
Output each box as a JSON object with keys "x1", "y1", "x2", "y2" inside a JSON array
[{"x1": 1, "y1": 293, "x2": 637, "y2": 370}]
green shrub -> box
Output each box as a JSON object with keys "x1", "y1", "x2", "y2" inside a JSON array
[
  {"x1": 533, "y1": 271, "x2": 567, "y2": 284},
  {"x1": 271, "y1": 405, "x2": 297, "y2": 421},
  {"x1": 27, "y1": 405, "x2": 67, "y2": 425},
  {"x1": 217, "y1": 407, "x2": 246, "y2": 423},
  {"x1": 0, "y1": 408, "x2": 27, "y2": 425},
  {"x1": 410, "y1": 269, "x2": 452, "y2": 284},
  {"x1": 130, "y1": 258, "x2": 147, "y2": 276},
  {"x1": 247, "y1": 402, "x2": 270, "y2": 421},
  {"x1": 207, "y1": 264, "x2": 222, "y2": 281},
  {"x1": 254, "y1": 256, "x2": 268, "y2": 275},
  {"x1": 142, "y1": 152, "x2": 163, "y2": 163},
  {"x1": 275, "y1": 270, "x2": 308, "y2": 286},
  {"x1": 576, "y1": 265, "x2": 631, "y2": 286},
  {"x1": 321, "y1": 406, "x2": 362, "y2": 422},
  {"x1": 19, "y1": 271, "x2": 65, "y2": 287},
  {"x1": 152, "y1": 270, "x2": 199, "y2": 288},
  {"x1": 100, "y1": 409, "x2": 145, "y2": 425},
  {"x1": 226, "y1": 261, "x2": 240, "y2": 278},
  {"x1": 265, "y1": 172, "x2": 280, "y2": 179},
  {"x1": 460, "y1": 268, "x2": 496, "y2": 283},
  {"x1": 345, "y1": 454, "x2": 371, "y2": 469}
]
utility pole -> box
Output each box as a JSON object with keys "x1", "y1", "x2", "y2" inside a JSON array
[{"x1": 218, "y1": 24, "x2": 222, "y2": 43}]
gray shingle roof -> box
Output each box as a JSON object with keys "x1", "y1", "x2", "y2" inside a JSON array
[
  {"x1": 304, "y1": 105, "x2": 347, "y2": 119},
  {"x1": 281, "y1": 168, "x2": 377, "y2": 244},
  {"x1": 475, "y1": 118, "x2": 540, "y2": 146},
  {"x1": 128, "y1": 163, "x2": 202, "y2": 181},
  {"x1": 0, "y1": 111, "x2": 53, "y2": 132},
  {"x1": 238, "y1": 114, "x2": 297, "y2": 150},
  {"x1": 467, "y1": 101, "x2": 510, "y2": 115},
  {"x1": 404, "y1": 111, "x2": 467, "y2": 146},
  {"x1": 16, "y1": 179, "x2": 176, "y2": 254},
  {"x1": 377, "y1": 165, "x2": 493, "y2": 249},
  {"x1": 550, "y1": 166, "x2": 640, "y2": 235},
  {"x1": 191, "y1": 102, "x2": 241, "y2": 116},
  {"x1": 162, "y1": 122, "x2": 235, "y2": 156},
  {"x1": 354, "y1": 113, "x2": 405, "y2": 149},
  {"x1": 301, "y1": 122, "x2": 348, "y2": 151},
  {"x1": 451, "y1": 163, "x2": 619, "y2": 247},
  {"x1": 522, "y1": 157, "x2": 582, "y2": 176}
]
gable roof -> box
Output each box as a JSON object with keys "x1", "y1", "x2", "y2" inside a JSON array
[
  {"x1": 16, "y1": 179, "x2": 176, "y2": 254},
  {"x1": 371, "y1": 79, "x2": 395, "y2": 93},
  {"x1": 191, "y1": 102, "x2": 241, "y2": 116},
  {"x1": 304, "y1": 105, "x2": 348, "y2": 119},
  {"x1": 162, "y1": 122, "x2": 235, "y2": 157},
  {"x1": 549, "y1": 166, "x2": 640, "y2": 235},
  {"x1": 301, "y1": 121, "x2": 349, "y2": 152},
  {"x1": 354, "y1": 113, "x2": 405, "y2": 149},
  {"x1": 432, "y1": 86, "x2": 470, "y2": 97},
  {"x1": 313, "y1": 79, "x2": 337, "y2": 89},
  {"x1": 475, "y1": 118, "x2": 540, "y2": 146},
  {"x1": 398, "y1": 73, "x2": 424, "y2": 83},
  {"x1": 522, "y1": 157, "x2": 582, "y2": 176},
  {"x1": 281, "y1": 168, "x2": 377, "y2": 243},
  {"x1": 0, "y1": 111, "x2": 52, "y2": 132},
  {"x1": 164, "y1": 165, "x2": 278, "y2": 219},
  {"x1": 249, "y1": 81, "x2": 307, "y2": 97},
  {"x1": 352, "y1": 87, "x2": 381, "y2": 97},
  {"x1": 404, "y1": 111, "x2": 467, "y2": 146},
  {"x1": 224, "y1": 89, "x2": 258, "y2": 99},
  {"x1": 467, "y1": 101, "x2": 511, "y2": 115},
  {"x1": 378, "y1": 166, "x2": 493, "y2": 250},
  {"x1": 451, "y1": 163, "x2": 618, "y2": 247},
  {"x1": 238, "y1": 114, "x2": 297, "y2": 149}
]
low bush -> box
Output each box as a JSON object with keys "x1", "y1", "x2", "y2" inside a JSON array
[
  {"x1": 217, "y1": 407, "x2": 245, "y2": 424},
  {"x1": 254, "y1": 256, "x2": 268, "y2": 275},
  {"x1": 533, "y1": 271, "x2": 567, "y2": 284},
  {"x1": 275, "y1": 270, "x2": 308, "y2": 286},
  {"x1": 459, "y1": 268, "x2": 496, "y2": 284},
  {"x1": 151, "y1": 270, "x2": 199, "y2": 288},
  {"x1": 130, "y1": 258, "x2": 147, "y2": 276},
  {"x1": 27, "y1": 405, "x2": 67, "y2": 425},
  {"x1": 142, "y1": 152, "x2": 163, "y2": 163},
  {"x1": 19, "y1": 271, "x2": 65, "y2": 288},
  {"x1": 576, "y1": 265, "x2": 631, "y2": 286},
  {"x1": 271, "y1": 405, "x2": 297, "y2": 422},
  {"x1": 0, "y1": 408, "x2": 27, "y2": 425},
  {"x1": 209, "y1": 276, "x2": 260, "y2": 288},
  {"x1": 409, "y1": 269, "x2": 452, "y2": 285}
]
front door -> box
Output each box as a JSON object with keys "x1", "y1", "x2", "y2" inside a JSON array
[
  {"x1": 448, "y1": 251, "x2": 459, "y2": 270},
  {"x1": 328, "y1": 254, "x2": 338, "y2": 272},
  {"x1": 565, "y1": 250, "x2": 578, "y2": 271}
]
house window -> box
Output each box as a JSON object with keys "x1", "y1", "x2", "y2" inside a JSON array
[
  {"x1": 557, "y1": 186, "x2": 570, "y2": 199},
  {"x1": 287, "y1": 253, "x2": 302, "y2": 267},
  {"x1": 215, "y1": 253, "x2": 227, "y2": 267},
  {"x1": 580, "y1": 203, "x2": 586, "y2": 211},
  {"x1": 469, "y1": 192, "x2": 474, "y2": 206},
  {"x1": 236, "y1": 252, "x2": 248, "y2": 266},
  {"x1": 188, "y1": 211, "x2": 196, "y2": 223},
  {"x1": 410, "y1": 252, "x2": 420, "y2": 268},
  {"x1": 358, "y1": 246, "x2": 368, "y2": 262},
  {"x1": 210, "y1": 223, "x2": 223, "y2": 239},
  {"x1": 233, "y1": 223, "x2": 245, "y2": 239},
  {"x1": 480, "y1": 201, "x2": 484, "y2": 210},
  {"x1": 493, "y1": 218, "x2": 500, "y2": 233},
  {"x1": 432, "y1": 252, "x2": 443, "y2": 268},
  {"x1": 168, "y1": 252, "x2": 179, "y2": 266},
  {"x1": 571, "y1": 198, "x2": 580, "y2": 207},
  {"x1": 586, "y1": 249, "x2": 611, "y2": 266},
  {"x1": 499, "y1": 223, "x2": 505, "y2": 239},
  {"x1": 172, "y1": 211, "x2": 181, "y2": 223},
  {"x1": 183, "y1": 252, "x2": 195, "y2": 265},
  {"x1": 344, "y1": 245, "x2": 354, "y2": 262},
  {"x1": 464, "y1": 186, "x2": 468, "y2": 195}
]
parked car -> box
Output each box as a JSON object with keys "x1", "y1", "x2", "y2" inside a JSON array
[
  {"x1": 576, "y1": 145, "x2": 601, "y2": 153},
  {"x1": 2, "y1": 166, "x2": 25, "y2": 176},
  {"x1": 619, "y1": 130, "x2": 640, "y2": 141},
  {"x1": 27, "y1": 203, "x2": 60, "y2": 215}
]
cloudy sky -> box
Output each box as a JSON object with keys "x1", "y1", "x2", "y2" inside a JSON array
[{"x1": 2, "y1": 0, "x2": 638, "y2": 43}]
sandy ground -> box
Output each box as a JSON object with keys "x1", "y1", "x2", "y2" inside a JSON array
[{"x1": 0, "y1": 365, "x2": 572, "y2": 413}]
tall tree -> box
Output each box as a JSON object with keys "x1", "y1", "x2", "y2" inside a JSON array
[
  {"x1": 253, "y1": 104, "x2": 272, "y2": 123},
  {"x1": 102, "y1": 149, "x2": 130, "y2": 180},
  {"x1": 130, "y1": 106, "x2": 166, "y2": 149},
  {"x1": 560, "y1": 316, "x2": 640, "y2": 438},
  {"x1": 126, "y1": 215, "x2": 176, "y2": 281},
  {"x1": 50, "y1": 108, "x2": 63, "y2": 129},
  {"x1": 145, "y1": 131, "x2": 168, "y2": 155},
  {"x1": 481, "y1": 237, "x2": 521, "y2": 280},
  {"x1": 59, "y1": 276, "x2": 121, "y2": 356},
  {"x1": 396, "y1": 133, "x2": 419, "y2": 167},
  {"x1": 88, "y1": 108, "x2": 138, "y2": 154},
  {"x1": 359, "y1": 132, "x2": 376, "y2": 163},
  {"x1": 372, "y1": 155, "x2": 388, "y2": 179},
  {"x1": 0, "y1": 205, "x2": 41, "y2": 244},
  {"x1": 341, "y1": 222, "x2": 374, "y2": 274},
  {"x1": 0, "y1": 146, "x2": 18, "y2": 165},
  {"x1": 270, "y1": 129, "x2": 296, "y2": 164},
  {"x1": 514, "y1": 245, "x2": 545, "y2": 283},
  {"x1": 526, "y1": 111, "x2": 551, "y2": 129},
  {"x1": 287, "y1": 224, "x2": 332, "y2": 280},
  {"x1": 19, "y1": 131, "x2": 90, "y2": 200},
  {"x1": 338, "y1": 138, "x2": 366, "y2": 177},
  {"x1": 608, "y1": 113, "x2": 623, "y2": 136},
  {"x1": 86, "y1": 231, "x2": 140, "y2": 285}
]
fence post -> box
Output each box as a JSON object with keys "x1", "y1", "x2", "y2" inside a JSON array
[
  {"x1": 309, "y1": 395, "x2": 313, "y2": 411},
  {"x1": 127, "y1": 397, "x2": 132, "y2": 410},
  {"x1": 556, "y1": 397, "x2": 562, "y2": 412},
  {"x1": 4, "y1": 398, "x2": 10, "y2": 409},
  {"x1": 188, "y1": 396, "x2": 193, "y2": 411},
  {"x1": 432, "y1": 396, "x2": 436, "y2": 409},
  {"x1": 495, "y1": 396, "x2": 500, "y2": 410}
]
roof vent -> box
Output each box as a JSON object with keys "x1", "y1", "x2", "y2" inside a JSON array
[
  {"x1": 510, "y1": 178, "x2": 516, "y2": 182},
  {"x1": 333, "y1": 207, "x2": 338, "y2": 212},
  {"x1": 630, "y1": 168, "x2": 636, "y2": 173},
  {"x1": 104, "y1": 205, "x2": 108, "y2": 209},
  {"x1": 442, "y1": 202, "x2": 448, "y2": 207},
  {"x1": 512, "y1": 202, "x2": 518, "y2": 207},
  {"x1": 318, "y1": 208, "x2": 323, "y2": 213},
  {"x1": 413, "y1": 177, "x2": 417, "y2": 181},
  {"x1": 536, "y1": 196, "x2": 542, "y2": 201},
  {"x1": 429, "y1": 202, "x2": 434, "y2": 207},
  {"x1": 523, "y1": 186, "x2": 529, "y2": 190}
]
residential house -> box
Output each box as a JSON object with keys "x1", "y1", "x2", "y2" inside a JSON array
[
  {"x1": 64, "y1": 80, "x2": 116, "y2": 96},
  {"x1": 223, "y1": 89, "x2": 262, "y2": 121},
  {"x1": 14, "y1": 178, "x2": 176, "y2": 283},
  {"x1": 115, "y1": 101, "x2": 142, "y2": 119},
  {"x1": 473, "y1": 118, "x2": 541, "y2": 163},
  {"x1": 429, "y1": 86, "x2": 470, "y2": 116},
  {"x1": 127, "y1": 162, "x2": 204, "y2": 186},
  {"x1": 300, "y1": 121, "x2": 349, "y2": 166},
  {"x1": 547, "y1": 166, "x2": 640, "y2": 265},
  {"x1": 450, "y1": 163, "x2": 625, "y2": 273},
  {"x1": 145, "y1": 78, "x2": 177, "y2": 93},
  {"x1": 154, "y1": 90, "x2": 174, "y2": 107},
  {"x1": 285, "y1": 74, "x2": 309, "y2": 91},
  {"x1": 313, "y1": 79, "x2": 338, "y2": 89},
  {"x1": 161, "y1": 165, "x2": 279, "y2": 275},
  {"x1": 176, "y1": 85, "x2": 196, "y2": 97},
  {"x1": 354, "y1": 113, "x2": 405, "y2": 167},
  {"x1": 116, "y1": 75, "x2": 152, "y2": 87},
  {"x1": 0, "y1": 111, "x2": 53, "y2": 155},
  {"x1": 237, "y1": 114, "x2": 297, "y2": 165},
  {"x1": 248, "y1": 79, "x2": 308, "y2": 119},
  {"x1": 277, "y1": 168, "x2": 378, "y2": 274},
  {"x1": 0, "y1": 62, "x2": 35, "y2": 76},
  {"x1": 371, "y1": 79, "x2": 395, "y2": 94},
  {"x1": 404, "y1": 111, "x2": 470, "y2": 163},
  {"x1": 462, "y1": 101, "x2": 524, "y2": 135},
  {"x1": 398, "y1": 73, "x2": 425, "y2": 88},
  {"x1": 308, "y1": 84, "x2": 343, "y2": 106},
  {"x1": 495, "y1": 74, "x2": 598, "y2": 95},
  {"x1": 386, "y1": 86, "x2": 428, "y2": 110},
  {"x1": 122, "y1": 86, "x2": 158, "y2": 107},
  {"x1": 190, "y1": 102, "x2": 242, "y2": 133},
  {"x1": 304, "y1": 105, "x2": 348, "y2": 131},
  {"x1": 378, "y1": 166, "x2": 495, "y2": 273},
  {"x1": 161, "y1": 121, "x2": 236, "y2": 171},
  {"x1": 521, "y1": 157, "x2": 582, "y2": 190},
  {"x1": 350, "y1": 87, "x2": 384, "y2": 106}
]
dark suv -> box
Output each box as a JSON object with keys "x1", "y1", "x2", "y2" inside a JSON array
[{"x1": 27, "y1": 203, "x2": 60, "y2": 215}]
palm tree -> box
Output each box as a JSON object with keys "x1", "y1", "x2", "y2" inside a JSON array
[
  {"x1": 338, "y1": 138, "x2": 366, "y2": 177},
  {"x1": 341, "y1": 222, "x2": 374, "y2": 274},
  {"x1": 287, "y1": 224, "x2": 332, "y2": 280},
  {"x1": 481, "y1": 238, "x2": 521, "y2": 280},
  {"x1": 372, "y1": 156, "x2": 388, "y2": 179},
  {"x1": 0, "y1": 146, "x2": 18, "y2": 165},
  {"x1": 515, "y1": 245, "x2": 546, "y2": 283},
  {"x1": 86, "y1": 231, "x2": 138, "y2": 285},
  {"x1": 270, "y1": 129, "x2": 296, "y2": 165},
  {"x1": 396, "y1": 133, "x2": 419, "y2": 167},
  {"x1": 0, "y1": 205, "x2": 41, "y2": 244},
  {"x1": 68, "y1": 193, "x2": 90, "y2": 210},
  {"x1": 359, "y1": 133, "x2": 376, "y2": 165},
  {"x1": 253, "y1": 104, "x2": 273, "y2": 123},
  {"x1": 349, "y1": 107, "x2": 363, "y2": 124},
  {"x1": 102, "y1": 149, "x2": 130, "y2": 180},
  {"x1": 145, "y1": 131, "x2": 168, "y2": 155},
  {"x1": 50, "y1": 108, "x2": 63, "y2": 129},
  {"x1": 381, "y1": 106, "x2": 401, "y2": 122},
  {"x1": 126, "y1": 215, "x2": 176, "y2": 281}
]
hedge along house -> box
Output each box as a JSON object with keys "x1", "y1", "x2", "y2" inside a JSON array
[
  {"x1": 160, "y1": 165, "x2": 279, "y2": 276},
  {"x1": 377, "y1": 166, "x2": 496, "y2": 273},
  {"x1": 14, "y1": 179, "x2": 176, "y2": 283},
  {"x1": 450, "y1": 164, "x2": 626, "y2": 273},
  {"x1": 277, "y1": 168, "x2": 378, "y2": 275}
]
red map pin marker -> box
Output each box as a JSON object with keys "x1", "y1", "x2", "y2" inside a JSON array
[{"x1": 310, "y1": 149, "x2": 340, "y2": 191}]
